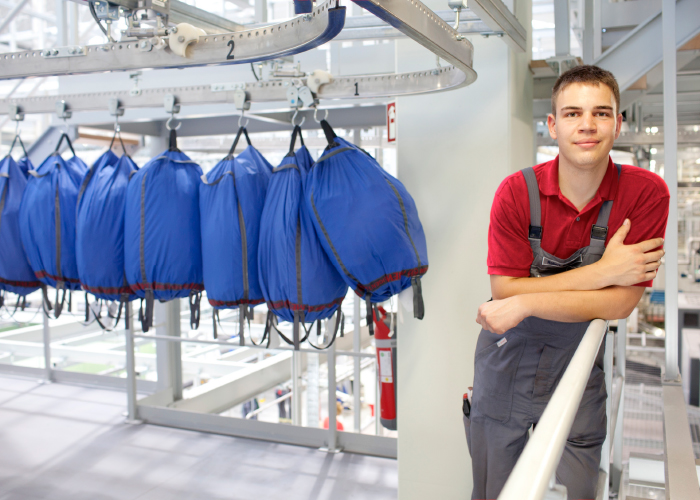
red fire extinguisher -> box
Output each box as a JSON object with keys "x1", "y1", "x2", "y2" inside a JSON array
[{"x1": 374, "y1": 306, "x2": 397, "y2": 430}]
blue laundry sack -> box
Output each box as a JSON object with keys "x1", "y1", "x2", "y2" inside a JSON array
[
  {"x1": 0, "y1": 136, "x2": 40, "y2": 298},
  {"x1": 124, "y1": 130, "x2": 203, "y2": 332},
  {"x1": 76, "y1": 138, "x2": 138, "y2": 305},
  {"x1": 19, "y1": 133, "x2": 88, "y2": 317},
  {"x1": 259, "y1": 126, "x2": 348, "y2": 349},
  {"x1": 200, "y1": 127, "x2": 272, "y2": 337},
  {"x1": 305, "y1": 120, "x2": 428, "y2": 327}
]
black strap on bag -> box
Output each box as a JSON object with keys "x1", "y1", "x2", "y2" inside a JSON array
[
  {"x1": 365, "y1": 295, "x2": 374, "y2": 336},
  {"x1": 109, "y1": 129, "x2": 130, "y2": 157},
  {"x1": 225, "y1": 127, "x2": 252, "y2": 160},
  {"x1": 8, "y1": 134, "x2": 28, "y2": 159},
  {"x1": 189, "y1": 290, "x2": 201, "y2": 330},
  {"x1": 412, "y1": 277, "x2": 425, "y2": 320},
  {"x1": 285, "y1": 125, "x2": 305, "y2": 157},
  {"x1": 41, "y1": 283, "x2": 67, "y2": 319},
  {"x1": 319, "y1": 120, "x2": 339, "y2": 149},
  {"x1": 139, "y1": 289, "x2": 154, "y2": 332},
  {"x1": 307, "y1": 309, "x2": 344, "y2": 350},
  {"x1": 53, "y1": 133, "x2": 77, "y2": 157},
  {"x1": 168, "y1": 128, "x2": 180, "y2": 152}
]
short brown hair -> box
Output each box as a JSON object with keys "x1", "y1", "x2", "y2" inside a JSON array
[{"x1": 551, "y1": 65, "x2": 620, "y2": 116}]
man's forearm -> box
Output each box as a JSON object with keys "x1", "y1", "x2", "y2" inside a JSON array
[
  {"x1": 492, "y1": 264, "x2": 609, "y2": 300},
  {"x1": 518, "y1": 286, "x2": 643, "y2": 322}
]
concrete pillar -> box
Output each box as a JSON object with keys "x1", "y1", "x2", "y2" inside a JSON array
[{"x1": 395, "y1": 1, "x2": 532, "y2": 497}]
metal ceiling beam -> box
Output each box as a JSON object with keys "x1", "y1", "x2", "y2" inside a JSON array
[
  {"x1": 351, "y1": 0, "x2": 477, "y2": 89},
  {"x1": 0, "y1": 0, "x2": 54, "y2": 22},
  {"x1": 0, "y1": 0, "x2": 345, "y2": 80},
  {"x1": 593, "y1": 0, "x2": 700, "y2": 92},
  {"x1": 460, "y1": 0, "x2": 527, "y2": 52}
]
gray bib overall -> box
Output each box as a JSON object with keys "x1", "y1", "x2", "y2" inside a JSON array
[{"x1": 466, "y1": 164, "x2": 620, "y2": 500}]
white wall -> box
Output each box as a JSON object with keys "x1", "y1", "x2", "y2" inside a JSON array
[{"x1": 395, "y1": 2, "x2": 532, "y2": 498}]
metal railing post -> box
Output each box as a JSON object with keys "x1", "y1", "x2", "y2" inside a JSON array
[
  {"x1": 42, "y1": 311, "x2": 52, "y2": 382},
  {"x1": 124, "y1": 302, "x2": 138, "y2": 421},
  {"x1": 598, "y1": 329, "x2": 614, "y2": 500},
  {"x1": 353, "y1": 295, "x2": 361, "y2": 432},
  {"x1": 325, "y1": 339, "x2": 341, "y2": 452},
  {"x1": 292, "y1": 350, "x2": 302, "y2": 426},
  {"x1": 612, "y1": 318, "x2": 626, "y2": 493}
]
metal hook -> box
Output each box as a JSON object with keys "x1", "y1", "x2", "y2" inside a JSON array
[
  {"x1": 238, "y1": 109, "x2": 250, "y2": 128},
  {"x1": 114, "y1": 114, "x2": 121, "y2": 133},
  {"x1": 166, "y1": 114, "x2": 181, "y2": 131},
  {"x1": 291, "y1": 109, "x2": 305, "y2": 127},
  {"x1": 14, "y1": 119, "x2": 20, "y2": 138},
  {"x1": 313, "y1": 107, "x2": 328, "y2": 123}
]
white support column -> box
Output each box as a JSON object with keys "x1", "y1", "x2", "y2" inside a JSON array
[
  {"x1": 396, "y1": 0, "x2": 532, "y2": 495},
  {"x1": 254, "y1": 0, "x2": 268, "y2": 23},
  {"x1": 54, "y1": 0, "x2": 67, "y2": 46},
  {"x1": 67, "y1": 0, "x2": 79, "y2": 46},
  {"x1": 663, "y1": 0, "x2": 679, "y2": 382},
  {"x1": 582, "y1": 0, "x2": 596, "y2": 64},
  {"x1": 554, "y1": 0, "x2": 570, "y2": 57}
]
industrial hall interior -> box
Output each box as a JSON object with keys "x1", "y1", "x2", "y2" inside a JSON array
[{"x1": 0, "y1": 0, "x2": 699, "y2": 498}]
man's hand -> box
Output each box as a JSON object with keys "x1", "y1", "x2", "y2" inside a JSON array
[
  {"x1": 476, "y1": 296, "x2": 531, "y2": 335},
  {"x1": 592, "y1": 219, "x2": 664, "y2": 288}
]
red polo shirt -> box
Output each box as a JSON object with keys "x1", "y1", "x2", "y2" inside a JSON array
[{"x1": 488, "y1": 156, "x2": 670, "y2": 287}]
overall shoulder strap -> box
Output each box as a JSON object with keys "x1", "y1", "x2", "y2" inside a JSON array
[
  {"x1": 521, "y1": 167, "x2": 542, "y2": 241},
  {"x1": 590, "y1": 163, "x2": 622, "y2": 246}
]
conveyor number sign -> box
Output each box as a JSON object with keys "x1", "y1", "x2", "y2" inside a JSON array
[
  {"x1": 226, "y1": 40, "x2": 235, "y2": 60},
  {"x1": 387, "y1": 102, "x2": 396, "y2": 142}
]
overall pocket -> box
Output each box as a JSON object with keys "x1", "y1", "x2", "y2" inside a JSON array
[
  {"x1": 532, "y1": 344, "x2": 572, "y2": 404},
  {"x1": 472, "y1": 333, "x2": 526, "y2": 423}
]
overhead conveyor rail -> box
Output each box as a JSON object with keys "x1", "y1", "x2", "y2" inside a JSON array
[
  {"x1": 0, "y1": 0, "x2": 529, "y2": 108},
  {"x1": 0, "y1": 0, "x2": 346, "y2": 79}
]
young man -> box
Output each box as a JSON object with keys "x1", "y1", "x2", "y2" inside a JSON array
[{"x1": 467, "y1": 65, "x2": 670, "y2": 500}]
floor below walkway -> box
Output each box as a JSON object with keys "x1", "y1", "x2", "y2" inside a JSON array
[{"x1": 0, "y1": 374, "x2": 397, "y2": 500}]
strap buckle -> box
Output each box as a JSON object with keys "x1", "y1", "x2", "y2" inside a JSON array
[
  {"x1": 528, "y1": 225, "x2": 542, "y2": 240},
  {"x1": 590, "y1": 225, "x2": 608, "y2": 240}
]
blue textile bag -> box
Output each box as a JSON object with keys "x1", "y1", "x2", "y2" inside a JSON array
[
  {"x1": 305, "y1": 120, "x2": 428, "y2": 328},
  {"x1": 199, "y1": 127, "x2": 272, "y2": 339},
  {"x1": 76, "y1": 137, "x2": 138, "y2": 306},
  {"x1": 258, "y1": 126, "x2": 348, "y2": 349},
  {"x1": 19, "y1": 134, "x2": 88, "y2": 317},
  {"x1": 0, "y1": 136, "x2": 40, "y2": 298},
  {"x1": 124, "y1": 130, "x2": 204, "y2": 332}
]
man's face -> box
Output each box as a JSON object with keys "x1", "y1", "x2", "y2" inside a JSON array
[{"x1": 547, "y1": 82, "x2": 622, "y2": 170}]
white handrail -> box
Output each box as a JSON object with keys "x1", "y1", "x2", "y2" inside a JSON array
[{"x1": 498, "y1": 319, "x2": 608, "y2": 500}]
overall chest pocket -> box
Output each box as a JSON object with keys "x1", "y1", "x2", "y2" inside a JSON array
[{"x1": 472, "y1": 333, "x2": 526, "y2": 424}]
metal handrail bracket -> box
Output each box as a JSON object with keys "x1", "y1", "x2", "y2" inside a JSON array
[{"x1": 498, "y1": 319, "x2": 608, "y2": 500}]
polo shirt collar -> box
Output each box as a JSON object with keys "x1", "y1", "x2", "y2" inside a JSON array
[{"x1": 541, "y1": 155, "x2": 619, "y2": 203}]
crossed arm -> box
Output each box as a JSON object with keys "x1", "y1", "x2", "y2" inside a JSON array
[{"x1": 476, "y1": 219, "x2": 665, "y2": 334}]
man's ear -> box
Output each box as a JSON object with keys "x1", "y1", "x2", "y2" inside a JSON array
[
  {"x1": 547, "y1": 113, "x2": 557, "y2": 140},
  {"x1": 614, "y1": 113, "x2": 623, "y2": 140}
]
